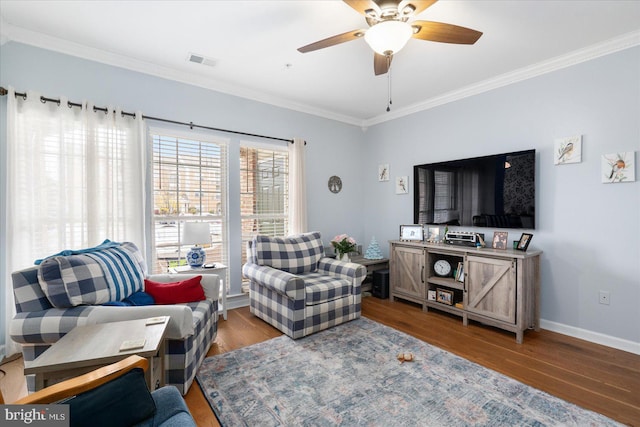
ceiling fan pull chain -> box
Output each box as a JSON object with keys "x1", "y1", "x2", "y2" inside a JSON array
[{"x1": 387, "y1": 55, "x2": 392, "y2": 112}]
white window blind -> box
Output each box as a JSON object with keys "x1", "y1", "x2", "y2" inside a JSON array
[
  {"x1": 151, "y1": 132, "x2": 228, "y2": 274},
  {"x1": 240, "y1": 146, "x2": 289, "y2": 266},
  {"x1": 433, "y1": 170, "x2": 456, "y2": 224}
]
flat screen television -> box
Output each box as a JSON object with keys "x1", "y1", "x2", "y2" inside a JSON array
[{"x1": 414, "y1": 149, "x2": 535, "y2": 229}]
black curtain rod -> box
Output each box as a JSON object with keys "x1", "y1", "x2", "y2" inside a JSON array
[{"x1": 0, "y1": 86, "x2": 296, "y2": 144}]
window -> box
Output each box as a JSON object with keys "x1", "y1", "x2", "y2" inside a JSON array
[
  {"x1": 433, "y1": 170, "x2": 457, "y2": 224},
  {"x1": 7, "y1": 98, "x2": 146, "y2": 267},
  {"x1": 240, "y1": 146, "x2": 289, "y2": 266},
  {"x1": 417, "y1": 168, "x2": 457, "y2": 224},
  {"x1": 5, "y1": 94, "x2": 146, "y2": 358},
  {"x1": 151, "y1": 132, "x2": 228, "y2": 273}
]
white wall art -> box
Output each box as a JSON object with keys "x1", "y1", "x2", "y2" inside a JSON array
[
  {"x1": 378, "y1": 164, "x2": 389, "y2": 181},
  {"x1": 554, "y1": 135, "x2": 582, "y2": 164},
  {"x1": 601, "y1": 152, "x2": 635, "y2": 183},
  {"x1": 395, "y1": 176, "x2": 409, "y2": 194}
]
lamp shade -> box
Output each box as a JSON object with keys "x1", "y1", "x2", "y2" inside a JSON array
[
  {"x1": 182, "y1": 222, "x2": 210, "y2": 246},
  {"x1": 364, "y1": 20, "x2": 413, "y2": 55},
  {"x1": 182, "y1": 222, "x2": 210, "y2": 268}
]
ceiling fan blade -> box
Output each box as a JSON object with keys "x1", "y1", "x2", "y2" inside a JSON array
[
  {"x1": 411, "y1": 20, "x2": 483, "y2": 44},
  {"x1": 297, "y1": 29, "x2": 367, "y2": 53},
  {"x1": 374, "y1": 53, "x2": 392, "y2": 75},
  {"x1": 343, "y1": 0, "x2": 381, "y2": 17},
  {"x1": 398, "y1": 0, "x2": 437, "y2": 17}
]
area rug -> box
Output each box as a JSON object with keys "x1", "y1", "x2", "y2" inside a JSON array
[{"x1": 196, "y1": 317, "x2": 620, "y2": 426}]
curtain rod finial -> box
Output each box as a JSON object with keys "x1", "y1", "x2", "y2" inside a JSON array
[{"x1": 0, "y1": 87, "x2": 8, "y2": 96}]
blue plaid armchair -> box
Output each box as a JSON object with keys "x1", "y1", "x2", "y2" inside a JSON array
[{"x1": 242, "y1": 232, "x2": 366, "y2": 339}]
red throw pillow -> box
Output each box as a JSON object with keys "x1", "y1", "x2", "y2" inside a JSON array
[{"x1": 144, "y1": 276, "x2": 205, "y2": 304}]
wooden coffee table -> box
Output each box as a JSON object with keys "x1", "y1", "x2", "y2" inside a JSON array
[{"x1": 24, "y1": 317, "x2": 170, "y2": 391}]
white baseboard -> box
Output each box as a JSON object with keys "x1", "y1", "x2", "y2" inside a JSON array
[
  {"x1": 219, "y1": 297, "x2": 640, "y2": 356},
  {"x1": 540, "y1": 319, "x2": 640, "y2": 355},
  {"x1": 226, "y1": 293, "x2": 250, "y2": 311}
]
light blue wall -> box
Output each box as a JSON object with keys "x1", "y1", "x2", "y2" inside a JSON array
[
  {"x1": 0, "y1": 42, "x2": 366, "y2": 350},
  {"x1": 362, "y1": 46, "x2": 640, "y2": 345},
  {"x1": 1, "y1": 41, "x2": 638, "y2": 349}
]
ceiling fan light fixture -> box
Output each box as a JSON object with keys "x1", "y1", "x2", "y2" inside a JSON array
[
  {"x1": 364, "y1": 20, "x2": 413, "y2": 55},
  {"x1": 364, "y1": 8, "x2": 377, "y2": 19},
  {"x1": 401, "y1": 4, "x2": 416, "y2": 16}
]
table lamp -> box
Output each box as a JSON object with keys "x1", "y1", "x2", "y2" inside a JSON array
[{"x1": 182, "y1": 222, "x2": 210, "y2": 268}]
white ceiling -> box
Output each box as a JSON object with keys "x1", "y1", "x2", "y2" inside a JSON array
[{"x1": 1, "y1": 1, "x2": 639, "y2": 127}]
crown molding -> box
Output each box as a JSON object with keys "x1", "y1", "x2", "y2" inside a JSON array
[
  {"x1": 0, "y1": 16, "x2": 9, "y2": 45},
  {"x1": 3, "y1": 22, "x2": 638, "y2": 130},
  {"x1": 362, "y1": 30, "x2": 640, "y2": 128},
  {"x1": 2, "y1": 22, "x2": 363, "y2": 127}
]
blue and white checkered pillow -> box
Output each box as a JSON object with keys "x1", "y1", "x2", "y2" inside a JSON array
[
  {"x1": 253, "y1": 232, "x2": 324, "y2": 274},
  {"x1": 38, "y1": 242, "x2": 145, "y2": 308},
  {"x1": 38, "y1": 256, "x2": 111, "y2": 307}
]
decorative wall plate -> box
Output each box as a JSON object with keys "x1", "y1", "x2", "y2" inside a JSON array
[{"x1": 328, "y1": 175, "x2": 342, "y2": 193}]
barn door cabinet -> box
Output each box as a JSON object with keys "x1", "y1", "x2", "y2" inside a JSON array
[
  {"x1": 389, "y1": 245, "x2": 425, "y2": 305},
  {"x1": 389, "y1": 241, "x2": 542, "y2": 343}
]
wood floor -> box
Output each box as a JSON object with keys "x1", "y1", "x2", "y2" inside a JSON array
[{"x1": 2, "y1": 297, "x2": 638, "y2": 426}]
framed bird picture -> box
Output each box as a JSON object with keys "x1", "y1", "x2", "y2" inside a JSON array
[
  {"x1": 378, "y1": 164, "x2": 389, "y2": 181},
  {"x1": 554, "y1": 135, "x2": 582, "y2": 165},
  {"x1": 395, "y1": 176, "x2": 409, "y2": 194},
  {"x1": 601, "y1": 151, "x2": 636, "y2": 183}
]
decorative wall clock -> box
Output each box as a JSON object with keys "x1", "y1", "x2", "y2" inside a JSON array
[{"x1": 328, "y1": 176, "x2": 342, "y2": 193}]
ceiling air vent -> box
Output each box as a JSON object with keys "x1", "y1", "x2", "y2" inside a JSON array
[{"x1": 187, "y1": 52, "x2": 217, "y2": 67}]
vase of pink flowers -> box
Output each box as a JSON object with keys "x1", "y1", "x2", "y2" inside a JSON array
[{"x1": 331, "y1": 234, "x2": 357, "y2": 262}]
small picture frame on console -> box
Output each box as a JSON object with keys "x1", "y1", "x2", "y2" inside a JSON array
[
  {"x1": 516, "y1": 233, "x2": 533, "y2": 251},
  {"x1": 492, "y1": 231, "x2": 508, "y2": 250},
  {"x1": 436, "y1": 288, "x2": 454, "y2": 305},
  {"x1": 399, "y1": 224, "x2": 424, "y2": 242},
  {"x1": 426, "y1": 227, "x2": 442, "y2": 243}
]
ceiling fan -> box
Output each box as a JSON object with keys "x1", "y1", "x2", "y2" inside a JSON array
[{"x1": 298, "y1": 0, "x2": 483, "y2": 76}]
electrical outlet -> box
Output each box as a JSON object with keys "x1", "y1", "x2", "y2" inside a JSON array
[{"x1": 599, "y1": 291, "x2": 610, "y2": 305}]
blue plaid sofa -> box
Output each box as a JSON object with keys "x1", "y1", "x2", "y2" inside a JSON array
[
  {"x1": 242, "y1": 232, "x2": 367, "y2": 339},
  {"x1": 10, "y1": 242, "x2": 219, "y2": 395}
]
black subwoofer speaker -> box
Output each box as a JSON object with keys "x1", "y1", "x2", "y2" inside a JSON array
[{"x1": 372, "y1": 269, "x2": 389, "y2": 299}]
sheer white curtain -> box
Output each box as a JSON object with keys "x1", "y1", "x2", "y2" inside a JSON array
[
  {"x1": 3, "y1": 86, "x2": 147, "y2": 358},
  {"x1": 288, "y1": 137, "x2": 307, "y2": 234}
]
